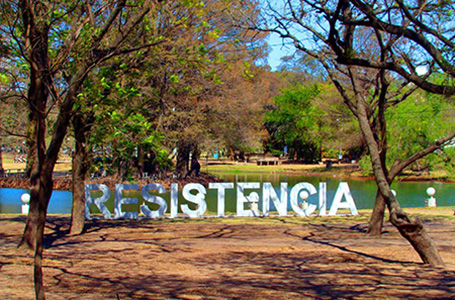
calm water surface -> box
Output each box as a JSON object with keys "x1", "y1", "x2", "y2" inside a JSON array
[
  {"x1": 215, "y1": 172, "x2": 454, "y2": 209},
  {"x1": 0, "y1": 188, "x2": 73, "y2": 214},
  {"x1": 0, "y1": 172, "x2": 453, "y2": 214}
]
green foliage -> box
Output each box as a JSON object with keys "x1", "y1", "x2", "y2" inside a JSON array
[
  {"x1": 0, "y1": 73, "x2": 8, "y2": 84},
  {"x1": 389, "y1": 92, "x2": 455, "y2": 163},
  {"x1": 324, "y1": 148, "x2": 342, "y2": 159},
  {"x1": 358, "y1": 155, "x2": 372, "y2": 176},
  {"x1": 359, "y1": 91, "x2": 455, "y2": 177},
  {"x1": 264, "y1": 84, "x2": 323, "y2": 161}
]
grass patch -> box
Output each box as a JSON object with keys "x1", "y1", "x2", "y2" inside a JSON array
[{"x1": 204, "y1": 162, "x2": 327, "y2": 175}]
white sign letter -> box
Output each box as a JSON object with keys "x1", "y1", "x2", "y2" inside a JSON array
[
  {"x1": 237, "y1": 182, "x2": 260, "y2": 217},
  {"x1": 290, "y1": 183, "x2": 317, "y2": 216},
  {"x1": 141, "y1": 183, "x2": 168, "y2": 218},
  {"x1": 85, "y1": 184, "x2": 112, "y2": 219},
  {"x1": 209, "y1": 182, "x2": 234, "y2": 217},
  {"x1": 170, "y1": 183, "x2": 179, "y2": 218},
  {"x1": 263, "y1": 182, "x2": 288, "y2": 216},
  {"x1": 319, "y1": 182, "x2": 327, "y2": 216},
  {"x1": 114, "y1": 184, "x2": 139, "y2": 219},
  {"x1": 181, "y1": 183, "x2": 207, "y2": 218},
  {"x1": 329, "y1": 182, "x2": 358, "y2": 216}
]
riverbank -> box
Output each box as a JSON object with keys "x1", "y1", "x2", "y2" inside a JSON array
[
  {"x1": 2, "y1": 158, "x2": 451, "y2": 192},
  {"x1": 1, "y1": 211, "x2": 454, "y2": 299},
  {"x1": 203, "y1": 160, "x2": 454, "y2": 182},
  {"x1": 0, "y1": 171, "x2": 222, "y2": 191}
]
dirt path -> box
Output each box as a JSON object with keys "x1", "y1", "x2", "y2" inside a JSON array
[{"x1": 1, "y1": 215, "x2": 455, "y2": 299}]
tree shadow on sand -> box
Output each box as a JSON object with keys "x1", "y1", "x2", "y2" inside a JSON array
[{"x1": 31, "y1": 218, "x2": 455, "y2": 299}]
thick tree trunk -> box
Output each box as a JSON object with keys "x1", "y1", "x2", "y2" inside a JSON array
[
  {"x1": 70, "y1": 140, "x2": 89, "y2": 235},
  {"x1": 186, "y1": 146, "x2": 201, "y2": 177},
  {"x1": 356, "y1": 97, "x2": 444, "y2": 266},
  {"x1": 70, "y1": 113, "x2": 92, "y2": 235},
  {"x1": 33, "y1": 171, "x2": 53, "y2": 300},
  {"x1": 367, "y1": 190, "x2": 386, "y2": 236},
  {"x1": 18, "y1": 146, "x2": 41, "y2": 250},
  {"x1": 18, "y1": 117, "x2": 48, "y2": 251},
  {"x1": 176, "y1": 142, "x2": 191, "y2": 178},
  {"x1": 18, "y1": 196, "x2": 40, "y2": 251}
]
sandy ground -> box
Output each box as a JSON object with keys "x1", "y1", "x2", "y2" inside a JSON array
[{"x1": 1, "y1": 214, "x2": 455, "y2": 300}]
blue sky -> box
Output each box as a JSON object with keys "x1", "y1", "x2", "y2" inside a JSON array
[{"x1": 266, "y1": 32, "x2": 296, "y2": 71}]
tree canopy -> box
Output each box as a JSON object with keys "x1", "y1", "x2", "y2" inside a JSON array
[{"x1": 1, "y1": 0, "x2": 455, "y2": 297}]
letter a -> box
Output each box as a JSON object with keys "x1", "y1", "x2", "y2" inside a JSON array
[{"x1": 328, "y1": 182, "x2": 358, "y2": 216}]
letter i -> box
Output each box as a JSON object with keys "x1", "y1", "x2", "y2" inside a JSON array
[
  {"x1": 170, "y1": 183, "x2": 178, "y2": 218},
  {"x1": 319, "y1": 182, "x2": 327, "y2": 216}
]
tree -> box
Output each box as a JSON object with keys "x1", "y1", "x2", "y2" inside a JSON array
[
  {"x1": 148, "y1": 0, "x2": 270, "y2": 174},
  {"x1": 301, "y1": 0, "x2": 455, "y2": 236},
  {"x1": 265, "y1": 84, "x2": 323, "y2": 161},
  {"x1": 273, "y1": 62, "x2": 363, "y2": 159},
  {"x1": 202, "y1": 62, "x2": 274, "y2": 161},
  {"x1": 363, "y1": 91, "x2": 455, "y2": 234},
  {"x1": 69, "y1": 0, "x2": 269, "y2": 232},
  {"x1": 241, "y1": 0, "x2": 455, "y2": 266},
  {"x1": 70, "y1": 109, "x2": 95, "y2": 235},
  {"x1": 0, "y1": 1, "x2": 178, "y2": 298}
]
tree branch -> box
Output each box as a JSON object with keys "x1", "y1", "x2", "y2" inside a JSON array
[
  {"x1": 389, "y1": 131, "x2": 455, "y2": 179},
  {"x1": 349, "y1": 0, "x2": 455, "y2": 77}
]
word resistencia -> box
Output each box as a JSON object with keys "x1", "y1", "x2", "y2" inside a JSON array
[{"x1": 84, "y1": 182, "x2": 358, "y2": 219}]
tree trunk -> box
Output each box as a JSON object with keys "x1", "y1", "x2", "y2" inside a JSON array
[
  {"x1": 18, "y1": 11, "x2": 52, "y2": 251},
  {"x1": 70, "y1": 139, "x2": 89, "y2": 235},
  {"x1": 186, "y1": 146, "x2": 201, "y2": 177},
  {"x1": 18, "y1": 152, "x2": 40, "y2": 251},
  {"x1": 176, "y1": 142, "x2": 191, "y2": 178},
  {"x1": 367, "y1": 129, "x2": 455, "y2": 235},
  {"x1": 70, "y1": 113, "x2": 93, "y2": 235},
  {"x1": 319, "y1": 141, "x2": 323, "y2": 162},
  {"x1": 0, "y1": 144, "x2": 4, "y2": 177},
  {"x1": 356, "y1": 96, "x2": 444, "y2": 266},
  {"x1": 18, "y1": 114, "x2": 49, "y2": 252},
  {"x1": 25, "y1": 112, "x2": 37, "y2": 179},
  {"x1": 18, "y1": 147, "x2": 45, "y2": 251},
  {"x1": 33, "y1": 170, "x2": 53, "y2": 300},
  {"x1": 367, "y1": 190, "x2": 386, "y2": 236}
]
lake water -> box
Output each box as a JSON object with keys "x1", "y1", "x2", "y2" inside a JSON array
[
  {"x1": 0, "y1": 188, "x2": 73, "y2": 214},
  {"x1": 215, "y1": 172, "x2": 454, "y2": 209},
  {"x1": 0, "y1": 172, "x2": 453, "y2": 214}
]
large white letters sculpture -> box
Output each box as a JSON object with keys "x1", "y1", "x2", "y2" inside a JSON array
[{"x1": 84, "y1": 182, "x2": 358, "y2": 219}]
